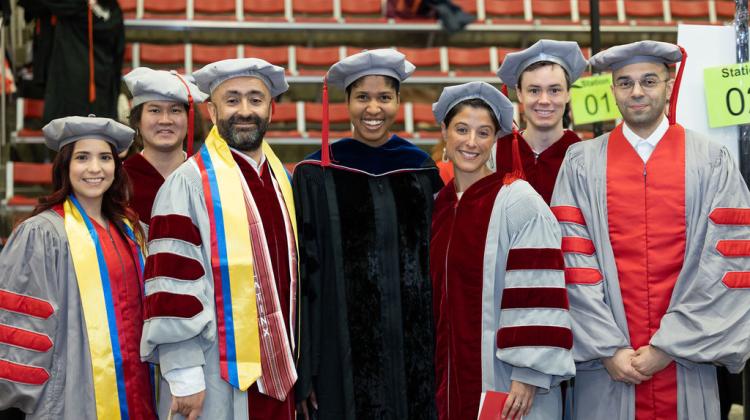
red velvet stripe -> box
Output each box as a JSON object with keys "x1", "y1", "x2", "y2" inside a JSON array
[
  {"x1": 709, "y1": 208, "x2": 750, "y2": 226},
  {"x1": 551, "y1": 206, "x2": 586, "y2": 225},
  {"x1": 561, "y1": 236, "x2": 595, "y2": 255},
  {"x1": 716, "y1": 240, "x2": 750, "y2": 257},
  {"x1": 501, "y1": 287, "x2": 569, "y2": 310},
  {"x1": 722, "y1": 272, "x2": 750, "y2": 288},
  {"x1": 145, "y1": 253, "x2": 205, "y2": 281},
  {"x1": 564, "y1": 267, "x2": 603, "y2": 285},
  {"x1": 0, "y1": 359, "x2": 49, "y2": 385},
  {"x1": 0, "y1": 290, "x2": 54, "y2": 319},
  {"x1": 148, "y1": 214, "x2": 202, "y2": 245},
  {"x1": 506, "y1": 248, "x2": 564, "y2": 271},
  {"x1": 144, "y1": 292, "x2": 203, "y2": 319},
  {"x1": 496, "y1": 325, "x2": 572, "y2": 349},
  {"x1": 0, "y1": 324, "x2": 52, "y2": 352}
]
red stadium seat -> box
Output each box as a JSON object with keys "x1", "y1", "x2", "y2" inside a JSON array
[
  {"x1": 139, "y1": 44, "x2": 186, "y2": 68},
  {"x1": 448, "y1": 47, "x2": 493, "y2": 76},
  {"x1": 4, "y1": 162, "x2": 53, "y2": 210},
  {"x1": 244, "y1": 0, "x2": 288, "y2": 20},
  {"x1": 400, "y1": 47, "x2": 445, "y2": 76},
  {"x1": 120, "y1": 0, "x2": 137, "y2": 17},
  {"x1": 303, "y1": 102, "x2": 351, "y2": 138},
  {"x1": 715, "y1": 1, "x2": 736, "y2": 19},
  {"x1": 192, "y1": 44, "x2": 238, "y2": 67},
  {"x1": 624, "y1": 0, "x2": 665, "y2": 21},
  {"x1": 485, "y1": 0, "x2": 527, "y2": 21},
  {"x1": 452, "y1": 0, "x2": 478, "y2": 15},
  {"x1": 195, "y1": 0, "x2": 236, "y2": 14},
  {"x1": 413, "y1": 102, "x2": 439, "y2": 138},
  {"x1": 143, "y1": 0, "x2": 187, "y2": 17},
  {"x1": 245, "y1": 45, "x2": 290, "y2": 68},
  {"x1": 292, "y1": 0, "x2": 336, "y2": 21},
  {"x1": 669, "y1": 0, "x2": 710, "y2": 21},
  {"x1": 267, "y1": 102, "x2": 301, "y2": 138},
  {"x1": 578, "y1": 0, "x2": 619, "y2": 20},
  {"x1": 341, "y1": 0, "x2": 385, "y2": 21},
  {"x1": 24, "y1": 98, "x2": 43, "y2": 120},
  {"x1": 531, "y1": 0, "x2": 572, "y2": 19},
  {"x1": 497, "y1": 47, "x2": 521, "y2": 64},
  {"x1": 295, "y1": 46, "x2": 341, "y2": 74}
]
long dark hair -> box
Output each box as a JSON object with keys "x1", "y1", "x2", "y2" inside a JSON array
[{"x1": 32, "y1": 141, "x2": 145, "y2": 244}]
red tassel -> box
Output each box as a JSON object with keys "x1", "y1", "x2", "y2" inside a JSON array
[
  {"x1": 321, "y1": 76, "x2": 330, "y2": 167},
  {"x1": 87, "y1": 4, "x2": 96, "y2": 103},
  {"x1": 502, "y1": 127, "x2": 525, "y2": 185},
  {"x1": 173, "y1": 73, "x2": 195, "y2": 155},
  {"x1": 668, "y1": 45, "x2": 687, "y2": 126},
  {"x1": 501, "y1": 84, "x2": 509, "y2": 98}
]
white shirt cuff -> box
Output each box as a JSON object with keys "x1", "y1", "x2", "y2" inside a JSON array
[{"x1": 163, "y1": 366, "x2": 206, "y2": 397}]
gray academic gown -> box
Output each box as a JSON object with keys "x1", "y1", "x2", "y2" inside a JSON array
[{"x1": 551, "y1": 126, "x2": 750, "y2": 420}]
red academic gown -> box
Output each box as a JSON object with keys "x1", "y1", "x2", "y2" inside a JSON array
[
  {"x1": 233, "y1": 152, "x2": 296, "y2": 420},
  {"x1": 123, "y1": 153, "x2": 166, "y2": 225},
  {"x1": 496, "y1": 130, "x2": 580, "y2": 204}
]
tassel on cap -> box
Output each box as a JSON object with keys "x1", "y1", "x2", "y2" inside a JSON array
[
  {"x1": 502, "y1": 127, "x2": 526, "y2": 185},
  {"x1": 87, "y1": 3, "x2": 96, "y2": 103},
  {"x1": 321, "y1": 76, "x2": 331, "y2": 167},
  {"x1": 668, "y1": 45, "x2": 687, "y2": 126},
  {"x1": 173, "y1": 73, "x2": 195, "y2": 156}
]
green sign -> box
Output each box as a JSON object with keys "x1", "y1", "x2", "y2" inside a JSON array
[
  {"x1": 704, "y1": 63, "x2": 750, "y2": 128},
  {"x1": 570, "y1": 74, "x2": 621, "y2": 125}
]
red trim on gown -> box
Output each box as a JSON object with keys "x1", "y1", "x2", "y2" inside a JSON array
[
  {"x1": 496, "y1": 130, "x2": 580, "y2": 204},
  {"x1": 430, "y1": 174, "x2": 504, "y2": 420},
  {"x1": 53, "y1": 205, "x2": 157, "y2": 419},
  {"x1": 123, "y1": 153, "x2": 165, "y2": 225},
  {"x1": 232, "y1": 153, "x2": 296, "y2": 420},
  {"x1": 606, "y1": 124, "x2": 685, "y2": 420}
]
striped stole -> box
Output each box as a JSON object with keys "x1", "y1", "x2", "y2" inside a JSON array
[{"x1": 63, "y1": 195, "x2": 145, "y2": 420}]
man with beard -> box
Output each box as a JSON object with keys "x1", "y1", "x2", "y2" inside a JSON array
[
  {"x1": 140, "y1": 58, "x2": 299, "y2": 420},
  {"x1": 552, "y1": 40, "x2": 750, "y2": 420}
]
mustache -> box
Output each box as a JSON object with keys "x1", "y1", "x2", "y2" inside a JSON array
[{"x1": 228, "y1": 114, "x2": 263, "y2": 126}]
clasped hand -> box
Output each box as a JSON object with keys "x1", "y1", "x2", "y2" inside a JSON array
[{"x1": 602, "y1": 345, "x2": 672, "y2": 385}]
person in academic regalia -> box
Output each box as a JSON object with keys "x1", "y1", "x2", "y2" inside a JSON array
[
  {"x1": 552, "y1": 40, "x2": 750, "y2": 420},
  {"x1": 430, "y1": 82, "x2": 575, "y2": 420},
  {"x1": 0, "y1": 115, "x2": 156, "y2": 419},
  {"x1": 293, "y1": 48, "x2": 442, "y2": 420},
  {"x1": 140, "y1": 58, "x2": 299, "y2": 420},
  {"x1": 122, "y1": 67, "x2": 207, "y2": 225},
  {"x1": 493, "y1": 40, "x2": 587, "y2": 204},
  {"x1": 19, "y1": 0, "x2": 125, "y2": 122}
]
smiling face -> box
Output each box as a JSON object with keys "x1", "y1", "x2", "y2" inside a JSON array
[
  {"x1": 69, "y1": 138, "x2": 116, "y2": 209},
  {"x1": 612, "y1": 61, "x2": 672, "y2": 135},
  {"x1": 516, "y1": 63, "x2": 570, "y2": 132},
  {"x1": 442, "y1": 103, "x2": 498, "y2": 178},
  {"x1": 346, "y1": 75, "x2": 400, "y2": 147},
  {"x1": 138, "y1": 100, "x2": 188, "y2": 153},
  {"x1": 208, "y1": 76, "x2": 272, "y2": 151}
]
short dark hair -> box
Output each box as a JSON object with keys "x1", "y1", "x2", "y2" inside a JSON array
[
  {"x1": 345, "y1": 75, "x2": 400, "y2": 99},
  {"x1": 517, "y1": 61, "x2": 572, "y2": 90},
  {"x1": 443, "y1": 98, "x2": 500, "y2": 133}
]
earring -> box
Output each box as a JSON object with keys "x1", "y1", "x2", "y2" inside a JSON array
[{"x1": 441, "y1": 147, "x2": 449, "y2": 163}]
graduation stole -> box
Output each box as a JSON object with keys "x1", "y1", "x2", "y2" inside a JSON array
[
  {"x1": 63, "y1": 195, "x2": 145, "y2": 420},
  {"x1": 193, "y1": 127, "x2": 297, "y2": 391}
]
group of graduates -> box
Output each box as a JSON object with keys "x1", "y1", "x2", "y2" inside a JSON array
[{"x1": 0, "y1": 36, "x2": 749, "y2": 420}]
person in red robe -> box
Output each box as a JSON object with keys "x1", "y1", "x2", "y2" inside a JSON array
[
  {"x1": 494, "y1": 40, "x2": 587, "y2": 204},
  {"x1": 430, "y1": 81, "x2": 574, "y2": 420},
  {"x1": 554, "y1": 40, "x2": 750, "y2": 420},
  {"x1": 122, "y1": 67, "x2": 207, "y2": 225}
]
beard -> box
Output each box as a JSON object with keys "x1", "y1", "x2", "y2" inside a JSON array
[{"x1": 216, "y1": 113, "x2": 269, "y2": 151}]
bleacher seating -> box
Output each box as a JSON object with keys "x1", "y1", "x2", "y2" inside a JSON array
[{"x1": 4, "y1": 162, "x2": 53, "y2": 211}]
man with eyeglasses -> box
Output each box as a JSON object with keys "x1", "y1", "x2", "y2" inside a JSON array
[{"x1": 551, "y1": 40, "x2": 750, "y2": 420}]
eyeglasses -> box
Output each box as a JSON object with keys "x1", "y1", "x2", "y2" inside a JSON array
[{"x1": 614, "y1": 77, "x2": 669, "y2": 91}]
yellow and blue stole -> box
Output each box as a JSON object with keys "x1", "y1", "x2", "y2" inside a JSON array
[
  {"x1": 63, "y1": 195, "x2": 145, "y2": 420},
  {"x1": 193, "y1": 127, "x2": 296, "y2": 390}
]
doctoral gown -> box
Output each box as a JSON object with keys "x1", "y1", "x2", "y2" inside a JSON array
[
  {"x1": 496, "y1": 130, "x2": 580, "y2": 204},
  {"x1": 123, "y1": 153, "x2": 165, "y2": 226},
  {"x1": 293, "y1": 135, "x2": 443, "y2": 420},
  {"x1": 0, "y1": 208, "x2": 155, "y2": 419},
  {"x1": 19, "y1": 0, "x2": 125, "y2": 122},
  {"x1": 551, "y1": 124, "x2": 750, "y2": 420},
  {"x1": 140, "y1": 139, "x2": 297, "y2": 419},
  {"x1": 430, "y1": 175, "x2": 575, "y2": 420}
]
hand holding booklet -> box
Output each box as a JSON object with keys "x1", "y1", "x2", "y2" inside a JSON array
[{"x1": 477, "y1": 390, "x2": 518, "y2": 420}]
